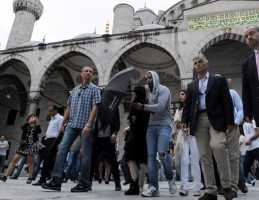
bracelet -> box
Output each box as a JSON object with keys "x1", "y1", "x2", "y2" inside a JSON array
[{"x1": 86, "y1": 123, "x2": 91, "y2": 128}]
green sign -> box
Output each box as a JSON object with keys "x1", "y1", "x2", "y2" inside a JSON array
[{"x1": 188, "y1": 10, "x2": 259, "y2": 30}]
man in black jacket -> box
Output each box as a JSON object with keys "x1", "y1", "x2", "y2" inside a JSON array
[
  {"x1": 89, "y1": 108, "x2": 121, "y2": 191},
  {"x1": 242, "y1": 25, "x2": 259, "y2": 134},
  {"x1": 181, "y1": 53, "x2": 235, "y2": 200}
]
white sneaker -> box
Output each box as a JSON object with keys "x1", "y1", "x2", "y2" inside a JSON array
[
  {"x1": 141, "y1": 186, "x2": 159, "y2": 197},
  {"x1": 168, "y1": 180, "x2": 177, "y2": 194}
]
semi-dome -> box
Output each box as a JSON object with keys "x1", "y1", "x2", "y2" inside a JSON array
[
  {"x1": 18, "y1": 41, "x2": 42, "y2": 47},
  {"x1": 134, "y1": 24, "x2": 165, "y2": 31},
  {"x1": 73, "y1": 33, "x2": 101, "y2": 39}
]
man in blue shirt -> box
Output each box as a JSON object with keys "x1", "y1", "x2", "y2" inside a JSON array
[{"x1": 42, "y1": 66, "x2": 101, "y2": 192}]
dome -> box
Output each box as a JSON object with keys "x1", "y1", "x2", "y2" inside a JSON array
[
  {"x1": 73, "y1": 33, "x2": 101, "y2": 39},
  {"x1": 136, "y1": 7, "x2": 155, "y2": 15},
  {"x1": 18, "y1": 41, "x2": 42, "y2": 47},
  {"x1": 134, "y1": 24, "x2": 165, "y2": 31}
]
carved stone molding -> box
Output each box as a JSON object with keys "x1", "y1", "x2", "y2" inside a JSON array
[
  {"x1": 13, "y1": 0, "x2": 43, "y2": 20},
  {"x1": 29, "y1": 94, "x2": 41, "y2": 103}
]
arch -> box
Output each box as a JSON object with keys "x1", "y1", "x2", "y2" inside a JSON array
[
  {"x1": 40, "y1": 66, "x2": 75, "y2": 96},
  {"x1": 34, "y1": 46, "x2": 102, "y2": 93},
  {"x1": 104, "y1": 38, "x2": 185, "y2": 85},
  {"x1": 0, "y1": 74, "x2": 27, "y2": 116},
  {"x1": 187, "y1": 27, "x2": 245, "y2": 72},
  {"x1": 0, "y1": 54, "x2": 35, "y2": 78}
]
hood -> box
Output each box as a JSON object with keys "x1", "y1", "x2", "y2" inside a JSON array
[{"x1": 146, "y1": 71, "x2": 160, "y2": 96}]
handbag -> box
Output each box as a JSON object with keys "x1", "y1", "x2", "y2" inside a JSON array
[{"x1": 18, "y1": 140, "x2": 27, "y2": 150}]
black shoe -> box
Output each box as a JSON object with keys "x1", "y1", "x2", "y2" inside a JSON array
[
  {"x1": 98, "y1": 178, "x2": 102, "y2": 184},
  {"x1": 41, "y1": 180, "x2": 61, "y2": 191},
  {"x1": 62, "y1": 177, "x2": 68, "y2": 183},
  {"x1": 232, "y1": 191, "x2": 237, "y2": 198},
  {"x1": 218, "y1": 187, "x2": 224, "y2": 195},
  {"x1": 9, "y1": 176, "x2": 18, "y2": 180},
  {"x1": 105, "y1": 180, "x2": 109, "y2": 184},
  {"x1": 115, "y1": 181, "x2": 121, "y2": 191},
  {"x1": 87, "y1": 185, "x2": 92, "y2": 191},
  {"x1": 71, "y1": 184, "x2": 88, "y2": 192},
  {"x1": 198, "y1": 193, "x2": 217, "y2": 200},
  {"x1": 238, "y1": 182, "x2": 248, "y2": 193},
  {"x1": 32, "y1": 180, "x2": 46, "y2": 186},
  {"x1": 124, "y1": 180, "x2": 139, "y2": 195},
  {"x1": 26, "y1": 178, "x2": 33, "y2": 184},
  {"x1": 0, "y1": 176, "x2": 7, "y2": 182},
  {"x1": 223, "y1": 188, "x2": 234, "y2": 200}
]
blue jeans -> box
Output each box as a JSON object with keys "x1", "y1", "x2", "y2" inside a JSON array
[
  {"x1": 52, "y1": 125, "x2": 92, "y2": 186},
  {"x1": 239, "y1": 153, "x2": 246, "y2": 184},
  {"x1": 146, "y1": 125, "x2": 173, "y2": 189},
  {"x1": 32, "y1": 154, "x2": 44, "y2": 180},
  {"x1": 11, "y1": 156, "x2": 27, "y2": 178},
  {"x1": 159, "y1": 163, "x2": 164, "y2": 181},
  {"x1": 65, "y1": 150, "x2": 80, "y2": 180}
]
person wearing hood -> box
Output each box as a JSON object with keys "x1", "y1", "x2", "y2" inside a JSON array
[{"x1": 134, "y1": 71, "x2": 177, "y2": 197}]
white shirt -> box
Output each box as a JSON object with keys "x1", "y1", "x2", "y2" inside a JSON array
[
  {"x1": 45, "y1": 113, "x2": 64, "y2": 139},
  {"x1": 0, "y1": 140, "x2": 9, "y2": 155},
  {"x1": 239, "y1": 135, "x2": 247, "y2": 156},
  {"x1": 243, "y1": 120, "x2": 259, "y2": 151}
]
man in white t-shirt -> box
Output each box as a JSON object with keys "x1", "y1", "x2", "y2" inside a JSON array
[
  {"x1": 242, "y1": 120, "x2": 259, "y2": 182},
  {"x1": 0, "y1": 135, "x2": 9, "y2": 174}
]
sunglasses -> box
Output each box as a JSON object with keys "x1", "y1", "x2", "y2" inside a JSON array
[{"x1": 194, "y1": 60, "x2": 203, "y2": 65}]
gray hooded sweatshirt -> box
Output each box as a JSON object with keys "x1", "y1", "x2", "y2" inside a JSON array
[{"x1": 144, "y1": 71, "x2": 172, "y2": 127}]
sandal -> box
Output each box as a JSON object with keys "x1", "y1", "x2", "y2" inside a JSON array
[{"x1": 26, "y1": 178, "x2": 32, "y2": 184}]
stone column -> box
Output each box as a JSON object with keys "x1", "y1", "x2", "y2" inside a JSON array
[
  {"x1": 181, "y1": 66, "x2": 194, "y2": 89},
  {"x1": 28, "y1": 92, "x2": 41, "y2": 115},
  {"x1": 6, "y1": 0, "x2": 43, "y2": 49}
]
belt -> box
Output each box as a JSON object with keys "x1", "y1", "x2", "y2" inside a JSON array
[
  {"x1": 45, "y1": 137, "x2": 56, "y2": 140},
  {"x1": 197, "y1": 109, "x2": 206, "y2": 113}
]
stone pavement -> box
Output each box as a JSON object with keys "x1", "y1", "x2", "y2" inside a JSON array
[{"x1": 0, "y1": 177, "x2": 258, "y2": 200}]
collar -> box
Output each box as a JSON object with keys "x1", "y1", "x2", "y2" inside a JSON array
[
  {"x1": 198, "y1": 72, "x2": 209, "y2": 80},
  {"x1": 51, "y1": 113, "x2": 59, "y2": 120},
  {"x1": 255, "y1": 50, "x2": 259, "y2": 55},
  {"x1": 79, "y1": 84, "x2": 89, "y2": 89}
]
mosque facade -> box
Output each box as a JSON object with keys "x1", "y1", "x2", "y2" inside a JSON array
[{"x1": 0, "y1": 0, "x2": 259, "y2": 158}]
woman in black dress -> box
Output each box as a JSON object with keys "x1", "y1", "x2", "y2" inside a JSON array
[
  {"x1": 0, "y1": 114, "x2": 41, "y2": 184},
  {"x1": 124, "y1": 85, "x2": 150, "y2": 195}
]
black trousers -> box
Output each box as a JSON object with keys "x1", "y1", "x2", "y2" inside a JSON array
[
  {"x1": 243, "y1": 147, "x2": 259, "y2": 179},
  {"x1": 89, "y1": 137, "x2": 120, "y2": 184},
  {"x1": 39, "y1": 138, "x2": 58, "y2": 181}
]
